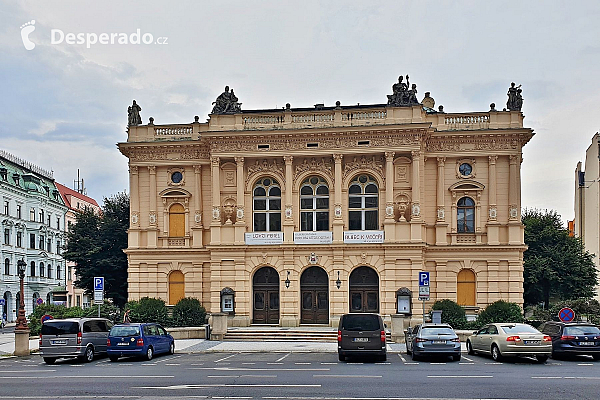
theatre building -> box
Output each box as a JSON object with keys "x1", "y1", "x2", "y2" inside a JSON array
[{"x1": 118, "y1": 78, "x2": 534, "y2": 326}]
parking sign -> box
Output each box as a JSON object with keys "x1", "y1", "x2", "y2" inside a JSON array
[
  {"x1": 94, "y1": 277, "x2": 104, "y2": 291},
  {"x1": 419, "y1": 272, "x2": 430, "y2": 286}
]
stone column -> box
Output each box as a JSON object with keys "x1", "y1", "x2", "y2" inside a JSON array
[
  {"x1": 384, "y1": 152, "x2": 396, "y2": 242},
  {"x1": 234, "y1": 157, "x2": 246, "y2": 244},
  {"x1": 435, "y1": 157, "x2": 447, "y2": 245},
  {"x1": 488, "y1": 156, "x2": 498, "y2": 221},
  {"x1": 210, "y1": 156, "x2": 221, "y2": 245},
  {"x1": 508, "y1": 154, "x2": 522, "y2": 245},
  {"x1": 332, "y1": 154, "x2": 344, "y2": 243},
  {"x1": 147, "y1": 166, "x2": 158, "y2": 248},
  {"x1": 283, "y1": 156, "x2": 294, "y2": 243},
  {"x1": 194, "y1": 165, "x2": 203, "y2": 228},
  {"x1": 410, "y1": 150, "x2": 422, "y2": 241},
  {"x1": 129, "y1": 165, "x2": 140, "y2": 248}
]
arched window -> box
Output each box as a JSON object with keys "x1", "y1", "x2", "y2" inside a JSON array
[
  {"x1": 348, "y1": 175, "x2": 379, "y2": 230},
  {"x1": 39, "y1": 262, "x2": 45, "y2": 278},
  {"x1": 30, "y1": 261, "x2": 35, "y2": 277},
  {"x1": 457, "y1": 269, "x2": 476, "y2": 306},
  {"x1": 47, "y1": 264, "x2": 52, "y2": 279},
  {"x1": 168, "y1": 270, "x2": 185, "y2": 305},
  {"x1": 253, "y1": 178, "x2": 281, "y2": 232},
  {"x1": 457, "y1": 197, "x2": 475, "y2": 233},
  {"x1": 169, "y1": 203, "x2": 185, "y2": 237},
  {"x1": 300, "y1": 176, "x2": 329, "y2": 231},
  {"x1": 4, "y1": 258, "x2": 9, "y2": 275}
]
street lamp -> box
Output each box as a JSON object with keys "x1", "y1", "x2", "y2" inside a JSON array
[
  {"x1": 15, "y1": 259, "x2": 28, "y2": 331},
  {"x1": 336, "y1": 271, "x2": 341, "y2": 289},
  {"x1": 284, "y1": 271, "x2": 290, "y2": 289}
]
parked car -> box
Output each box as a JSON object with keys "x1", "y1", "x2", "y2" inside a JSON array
[
  {"x1": 107, "y1": 323, "x2": 174, "y2": 361},
  {"x1": 539, "y1": 321, "x2": 600, "y2": 360},
  {"x1": 466, "y1": 323, "x2": 552, "y2": 363},
  {"x1": 338, "y1": 313, "x2": 386, "y2": 362},
  {"x1": 39, "y1": 318, "x2": 113, "y2": 364},
  {"x1": 405, "y1": 323, "x2": 461, "y2": 361}
]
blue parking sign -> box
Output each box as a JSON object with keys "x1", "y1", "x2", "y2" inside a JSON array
[
  {"x1": 94, "y1": 277, "x2": 104, "y2": 291},
  {"x1": 419, "y1": 272, "x2": 430, "y2": 286}
]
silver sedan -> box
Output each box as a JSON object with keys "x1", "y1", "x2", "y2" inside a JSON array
[{"x1": 405, "y1": 323, "x2": 461, "y2": 361}]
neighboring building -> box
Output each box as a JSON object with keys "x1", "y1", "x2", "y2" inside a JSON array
[
  {"x1": 119, "y1": 79, "x2": 534, "y2": 327},
  {"x1": 573, "y1": 133, "x2": 600, "y2": 299},
  {"x1": 0, "y1": 150, "x2": 68, "y2": 321},
  {"x1": 55, "y1": 180, "x2": 101, "y2": 309}
]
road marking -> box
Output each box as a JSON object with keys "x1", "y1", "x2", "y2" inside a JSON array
[
  {"x1": 430, "y1": 363, "x2": 446, "y2": 365},
  {"x1": 485, "y1": 362, "x2": 501, "y2": 365},
  {"x1": 240, "y1": 375, "x2": 277, "y2": 378},
  {"x1": 295, "y1": 362, "x2": 311, "y2": 365},
  {"x1": 2, "y1": 370, "x2": 56, "y2": 373},
  {"x1": 321, "y1": 362, "x2": 338, "y2": 365},
  {"x1": 242, "y1": 362, "x2": 256, "y2": 365},
  {"x1": 398, "y1": 354, "x2": 406, "y2": 362},
  {"x1": 165, "y1": 363, "x2": 180, "y2": 366},
  {"x1": 208, "y1": 375, "x2": 239, "y2": 378},
  {"x1": 459, "y1": 362, "x2": 475, "y2": 365},
  {"x1": 532, "y1": 376, "x2": 600, "y2": 380},
  {"x1": 191, "y1": 363, "x2": 205, "y2": 365},
  {"x1": 578, "y1": 363, "x2": 594, "y2": 366},
  {"x1": 0, "y1": 375, "x2": 175, "y2": 379},
  {"x1": 189, "y1": 367, "x2": 330, "y2": 371},
  {"x1": 404, "y1": 362, "x2": 419, "y2": 365},
  {"x1": 462, "y1": 355, "x2": 475, "y2": 362},
  {"x1": 267, "y1": 362, "x2": 283, "y2": 365},
  {"x1": 275, "y1": 353, "x2": 290, "y2": 362},
  {"x1": 313, "y1": 374, "x2": 382, "y2": 378},
  {"x1": 215, "y1": 354, "x2": 237, "y2": 363},
  {"x1": 427, "y1": 375, "x2": 493, "y2": 378},
  {"x1": 134, "y1": 384, "x2": 321, "y2": 389}
]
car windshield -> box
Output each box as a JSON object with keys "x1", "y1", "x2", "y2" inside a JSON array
[
  {"x1": 41, "y1": 321, "x2": 79, "y2": 335},
  {"x1": 421, "y1": 327, "x2": 455, "y2": 336},
  {"x1": 341, "y1": 315, "x2": 380, "y2": 331},
  {"x1": 564, "y1": 326, "x2": 600, "y2": 335},
  {"x1": 500, "y1": 325, "x2": 539, "y2": 334},
  {"x1": 110, "y1": 326, "x2": 141, "y2": 337}
]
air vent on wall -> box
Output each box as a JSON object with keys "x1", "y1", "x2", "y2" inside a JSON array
[
  {"x1": 257, "y1": 144, "x2": 270, "y2": 150},
  {"x1": 358, "y1": 140, "x2": 370, "y2": 146},
  {"x1": 307, "y1": 143, "x2": 318, "y2": 148}
]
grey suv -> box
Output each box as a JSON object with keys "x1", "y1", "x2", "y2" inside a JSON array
[
  {"x1": 338, "y1": 313, "x2": 386, "y2": 362},
  {"x1": 39, "y1": 318, "x2": 113, "y2": 364}
]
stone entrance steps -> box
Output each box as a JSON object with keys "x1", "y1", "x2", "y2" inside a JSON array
[{"x1": 224, "y1": 326, "x2": 392, "y2": 342}]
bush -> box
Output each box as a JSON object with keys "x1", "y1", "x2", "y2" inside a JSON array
[
  {"x1": 82, "y1": 302, "x2": 122, "y2": 324},
  {"x1": 27, "y1": 304, "x2": 84, "y2": 335},
  {"x1": 171, "y1": 297, "x2": 206, "y2": 327},
  {"x1": 126, "y1": 297, "x2": 169, "y2": 325},
  {"x1": 476, "y1": 300, "x2": 524, "y2": 326},
  {"x1": 431, "y1": 299, "x2": 467, "y2": 329},
  {"x1": 548, "y1": 299, "x2": 600, "y2": 325}
]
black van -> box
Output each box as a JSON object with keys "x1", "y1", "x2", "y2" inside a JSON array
[{"x1": 338, "y1": 313, "x2": 386, "y2": 362}]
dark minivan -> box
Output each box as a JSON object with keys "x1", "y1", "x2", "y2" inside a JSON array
[
  {"x1": 338, "y1": 313, "x2": 386, "y2": 362},
  {"x1": 539, "y1": 321, "x2": 600, "y2": 360}
]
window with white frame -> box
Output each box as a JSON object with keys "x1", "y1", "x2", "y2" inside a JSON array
[
  {"x1": 300, "y1": 176, "x2": 329, "y2": 231},
  {"x1": 253, "y1": 178, "x2": 281, "y2": 232},
  {"x1": 3, "y1": 201, "x2": 8, "y2": 215},
  {"x1": 457, "y1": 197, "x2": 475, "y2": 233},
  {"x1": 16, "y1": 232, "x2": 22, "y2": 247},
  {"x1": 3, "y1": 228, "x2": 9, "y2": 245},
  {"x1": 4, "y1": 258, "x2": 9, "y2": 275},
  {"x1": 348, "y1": 175, "x2": 379, "y2": 230},
  {"x1": 39, "y1": 262, "x2": 45, "y2": 277},
  {"x1": 30, "y1": 208, "x2": 35, "y2": 221}
]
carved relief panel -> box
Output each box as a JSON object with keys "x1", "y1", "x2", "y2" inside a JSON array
[{"x1": 393, "y1": 156, "x2": 412, "y2": 188}]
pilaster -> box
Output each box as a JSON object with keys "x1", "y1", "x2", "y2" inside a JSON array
[
  {"x1": 332, "y1": 154, "x2": 344, "y2": 243},
  {"x1": 283, "y1": 156, "x2": 294, "y2": 244},
  {"x1": 210, "y1": 156, "x2": 221, "y2": 245}
]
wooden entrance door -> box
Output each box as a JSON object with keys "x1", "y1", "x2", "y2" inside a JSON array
[
  {"x1": 300, "y1": 266, "x2": 329, "y2": 324},
  {"x1": 253, "y1": 267, "x2": 280, "y2": 324},
  {"x1": 349, "y1": 266, "x2": 379, "y2": 313}
]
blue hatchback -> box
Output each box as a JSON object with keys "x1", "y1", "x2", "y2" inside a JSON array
[{"x1": 107, "y1": 323, "x2": 174, "y2": 361}]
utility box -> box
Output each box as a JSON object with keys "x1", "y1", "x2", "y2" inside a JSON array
[{"x1": 431, "y1": 310, "x2": 442, "y2": 324}]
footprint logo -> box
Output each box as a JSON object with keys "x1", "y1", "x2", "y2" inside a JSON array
[{"x1": 20, "y1": 20, "x2": 36, "y2": 50}]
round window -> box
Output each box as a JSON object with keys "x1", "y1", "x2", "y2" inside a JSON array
[
  {"x1": 171, "y1": 171, "x2": 183, "y2": 183},
  {"x1": 459, "y1": 163, "x2": 472, "y2": 177}
]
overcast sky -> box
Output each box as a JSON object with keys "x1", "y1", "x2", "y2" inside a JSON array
[{"x1": 1, "y1": 1, "x2": 599, "y2": 222}]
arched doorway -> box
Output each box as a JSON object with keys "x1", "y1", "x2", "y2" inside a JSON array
[
  {"x1": 349, "y1": 266, "x2": 379, "y2": 313},
  {"x1": 457, "y1": 269, "x2": 476, "y2": 306},
  {"x1": 168, "y1": 270, "x2": 185, "y2": 305},
  {"x1": 300, "y1": 266, "x2": 328, "y2": 324},
  {"x1": 253, "y1": 267, "x2": 279, "y2": 324}
]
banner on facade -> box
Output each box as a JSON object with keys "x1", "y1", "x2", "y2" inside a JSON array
[
  {"x1": 245, "y1": 232, "x2": 284, "y2": 245},
  {"x1": 343, "y1": 230, "x2": 384, "y2": 244},
  {"x1": 293, "y1": 231, "x2": 333, "y2": 244}
]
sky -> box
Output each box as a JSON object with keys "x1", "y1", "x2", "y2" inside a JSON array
[{"x1": 1, "y1": 1, "x2": 599, "y2": 222}]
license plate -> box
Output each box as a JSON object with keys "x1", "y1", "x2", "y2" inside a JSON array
[
  {"x1": 524, "y1": 340, "x2": 541, "y2": 345},
  {"x1": 432, "y1": 340, "x2": 446, "y2": 344},
  {"x1": 353, "y1": 338, "x2": 369, "y2": 342},
  {"x1": 117, "y1": 342, "x2": 129, "y2": 346},
  {"x1": 51, "y1": 340, "x2": 67, "y2": 345},
  {"x1": 579, "y1": 342, "x2": 595, "y2": 346}
]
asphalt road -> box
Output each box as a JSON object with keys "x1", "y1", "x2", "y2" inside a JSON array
[{"x1": 1, "y1": 351, "x2": 599, "y2": 400}]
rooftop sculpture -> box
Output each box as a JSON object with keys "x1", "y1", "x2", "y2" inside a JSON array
[
  {"x1": 127, "y1": 100, "x2": 142, "y2": 126},
  {"x1": 506, "y1": 82, "x2": 523, "y2": 111},
  {"x1": 387, "y1": 75, "x2": 420, "y2": 106},
  {"x1": 211, "y1": 86, "x2": 242, "y2": 114}
]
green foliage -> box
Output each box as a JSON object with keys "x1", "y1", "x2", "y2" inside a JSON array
[
  {"x1": 63, "y1": 192, "x2": 130, "y2": 308},
  {"x1": 81, "y1": 302, "x2": 122, "y2": 324},
  {"x1": 126, "y1": 297, "x2": 169, "y2": 325},
  {"x1": 171, "y1": 297, "x2": 206, "y2": 327},
  {"x1": 548, "y1": 299, "x2": 600, "y2": 325},
  {"x1": 476, "y1": 300, "x2": 524, "y2": 326},
  {"x1": 522, "y1": 209, "x2": 598, "y2": 307},
  {"x1": 27, "y1": 304, "x2": 84, "y2": 335},
  {"x1": 431, "y1": 299, "x2": 467, "y2": 329}
]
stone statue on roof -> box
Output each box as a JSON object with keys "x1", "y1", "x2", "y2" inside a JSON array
[
  {"x1": 211, "y1": 86, "x2": 242, "y2": 114},
  {"x1": 128, "y1": 100, "x2": 142, "y2": 126},
  {"x1": 387, "y1": 75, "x2": 420, "y2": 106},
  {"x1": 506, "y1": 82, "x2": 523, "y2": 111}
]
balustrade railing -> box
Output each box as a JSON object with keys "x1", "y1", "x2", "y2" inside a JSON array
[
  {"x1": 243, "y1": 115, "x2": 284, "y2": 126},
  {"x1": 444, "y1": 114, "x2": 490, "y2": 129},
  {"x1": 292, "y1": 113, "x2": 335, "y2": 123},
  {"x1": 342, "y1": 110, "x2": 386, "y2": 121},
  {"x1": 155, "y1": 125, "x2": 193, "y2": 136}
]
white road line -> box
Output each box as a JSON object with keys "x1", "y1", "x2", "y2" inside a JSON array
[
  {"x1": 0, "y1": 375, "x2": 175, "y2": 379},
  {"x1": 295, "y1": 362, "x2": 311, "y2": 365},
  {"x1": 275, "y1": 353, "x2": 291, "y2": 362},
  {"x1": 240, "y1": 375, "x2": 277, "y2": 378},
  {"x1": 461, "y1": 355, "x2": 475, "y2": 362},
  {"x1": 485, "y1": 362, "x2": 501, "y2": 365},
  {"x1": 191, "y1": 363, "x2": 205, "y2": 365},
  {"x1": 134, "y1": 384, "x2": 321, "y2": 389},
  {"x1": 427, "y1": 375, "x2": 493, "y2": 378},
  {"x1": 242, "y1": 362, "x2": 256, "y2": 365},
  {"x1": 404, "y1": 362, "x2": 419, "y2": 365},
  {"x1": 313, "y1": 374, "x2": 382, "y2": 378},
  {"x1": 215, "y1": 353, "x2": 238, "y2": 363},
  {"x1": 320, "y1": 362, "x2": 338, "y2": 365},
  {"x1": 578, "y1": 363, "x2": 594, "y2": 366},
  {"x1": 430, "y1": 363, "x2": 446, "y2": 365},
  {"x1": 189, "y1": 367, "x2": 330, "y2": 371},
  {"x1": 165, "y1": 363, "x2": 180, "y2": 366},
  {"x1": 267, "y1": 362, "x2": 283, "y2": 365},
  {"x1": 208, "y1": 375, "x2": 239, "y2": 378},
  {"x1": 398, "y1": 354, "x2": 406, "y2": 362},
  {"x1": 2, "y1": 370, "x2": 56, "y2": 373},
  {"x1": 459, "y1": 362, "x2": 475, "y2": 365},
  {"x1": 532, "y1": 376, "x2": 600, "y2": 380}
]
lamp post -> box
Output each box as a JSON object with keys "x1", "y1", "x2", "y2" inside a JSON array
[
  {"x1": 284, "y1": 271, "x2": 290, "y2": 289},
  {"x1": 336, "y1": 271, "x2": 341, "y2": 290},
  {"x1": 14, "y1": 259, "x2": 30, "y2": 356}
]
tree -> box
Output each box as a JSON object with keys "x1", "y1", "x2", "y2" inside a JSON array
[
  {"x1": 522, "y1": 209, "x2": 598, "y2": 308},
  {"x1": 63, "y1": 192, "x2": 130, "y2": 308}
]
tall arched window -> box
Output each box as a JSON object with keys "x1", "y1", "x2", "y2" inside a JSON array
[
  {"x1": 169, "y1": 203, "x2": 185, "y2": 237},
  {"x1": 30, "y1": 261, "x2": 35, "y2": 277},
  {"x1": 253, "y1": 178, "x2": 281, "y2": 232},
  {"x1": 457, "y1": 197, "x2": 475, "y2": 233},
  {"x1": 348, "y1": 175, "x2": 378, "y2": 230},
  {"x1": 457, "y1": 269, "x2": 476, "y2": 306},
  {"x1": 39, "y1": 262, "x2": 45, "y2": 278},
  {"x1": 47, "y1": 264, "x2": 52, "y2": 279},
  {"x1": 300, "y1": 176, "x2": 329, "y2": 231},
  {"x1": 168, "y1": 270, "x2": 185, "y2": 305},
  {"x1": 4, "y1": 258, "x2": 9, "y2": 275}
]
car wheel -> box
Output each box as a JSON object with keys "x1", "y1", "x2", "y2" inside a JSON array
[
  {"x1": 43, "y1": 357, "x2": 56, "y2": 365},
  {"x1": 491, "y1": 345, "x2": 502, "y2": 362},
  {"x1": 169, "y1": 342, "x2": 175, "y2": 355},
  {"x1": 452, "y1": 354, "x2": 461, "y2": 362},
  {"x1": 84, "y1": 346, "x2": 94, "y2": 363},
  {"x1": 536, "y1": 355, "x2": 548, "y2": 363},
  {"x1": 109, "y1": 356, "x2": 119, "y2": 362},
  {"x1": 338, "y1": 353, "x2": 345, "y2": 362},
  {"x1": 466, "y1": 340, "x2": 474, "y2": 355},
  {"x1": 145, "y1": 346, "x2": 154, "y2": 361}
]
